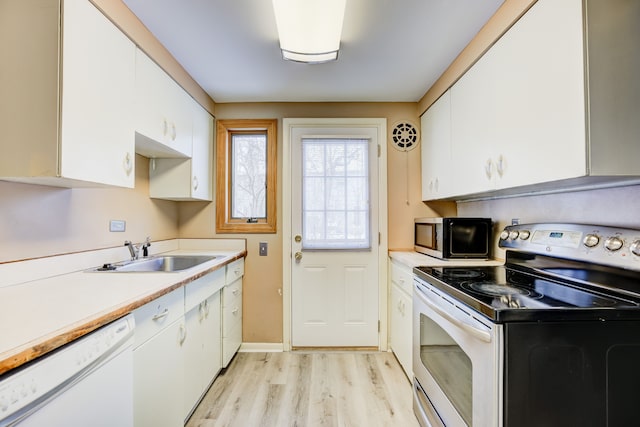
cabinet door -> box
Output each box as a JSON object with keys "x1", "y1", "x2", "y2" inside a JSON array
[
  {"x1": 182, "y1": 292, "x2": 222, "y2": 420},
  {"x1": 183, "y1": 304, "x2": 205, "y2": 419},
  {"x1": 421, "y1": 90, "x2": 452, "y2": 200},
  {"x1": 450, "y1": 49, "x2": 499, "y2": 196},
  {"x1": 190, "y1": 99, "x2": 213, "y2": 200},
  {"x1": 202, "y1": 292, "x2": 222, "y2": 383},
  {"x1": 489, "y1": 0, "x2": 586, "y2": 190},
  {"x1": 60, "y1": 0, "x2": 135, "y2": 187},
  {"x1": 133, "y1": 319, "x2": 185, "y2": 427},
  {"x1": 134, "y1": 49, "x2": 192, "y2": 158}
]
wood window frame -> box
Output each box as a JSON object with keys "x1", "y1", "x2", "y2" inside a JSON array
[{"x1": 216, "y1": 119, "x2": 277, "y2": 233}]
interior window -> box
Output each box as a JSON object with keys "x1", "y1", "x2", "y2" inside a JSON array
[{"x1": 215, "y1": 119, "x2": 277, "y2": 233}]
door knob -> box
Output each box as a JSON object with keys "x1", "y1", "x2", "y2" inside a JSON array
[{"x1": 294, "y1": 251, "x2": 303, "y2": 262}]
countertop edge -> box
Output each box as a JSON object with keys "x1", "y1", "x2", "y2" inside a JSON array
[{"x1": 0, "y1": 250, "x2": 247, "y2": 376}]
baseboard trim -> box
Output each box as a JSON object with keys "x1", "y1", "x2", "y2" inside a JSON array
[{"x1": 239, "y1": 342, "x2": 284, "y2": 352}]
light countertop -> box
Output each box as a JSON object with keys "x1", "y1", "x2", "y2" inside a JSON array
[{"x1": 0, "y1": 240, "x2": 246, "y2": 376}]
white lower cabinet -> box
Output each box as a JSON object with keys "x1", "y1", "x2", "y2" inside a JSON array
[
  {"x1": 222, "y1": 259, "x2": 244, "y2": 367},
  {"x1": 133, "y1": 288, "x2": 185, "y2": 427},
  {"x1": 183, "y1": 270, "x2": 224, "y2": 421},
  {"x1": 389, "y1": 259, "x2": 413, "y2": 380},
  {"x1": 132, "y1": 268, "x2": 227, "y2": 427}
]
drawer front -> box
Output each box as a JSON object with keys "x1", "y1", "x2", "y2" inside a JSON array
[
  {"x1": 133, "y1": 287, "x2": 184, "y2": 347},
  {"x1": 185, "y1": 268, "x2": 224, "y2": 312},
  {"x1": 222, "y1": 321, "x2": 242, "y2": 367},
  {"x1": 222, "y1": 278, "x2": 242, "y2": 308},
  {"x1": 222, "y1": 293, "x2": 242, "y2": 336},
  {"x1": 225, "y1": 258, "x2": 244, "y2": 284},
  {"x1": 390, "y1": 260, "x2": 413, "y2": 296}
]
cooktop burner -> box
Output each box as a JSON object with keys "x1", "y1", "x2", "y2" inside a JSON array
[
  {"x1": 460, "y1": 281, "x2": 543, "y2": 299},
  {"x1": 435, "y1": 269, "x2": 485, "y2": 280}
]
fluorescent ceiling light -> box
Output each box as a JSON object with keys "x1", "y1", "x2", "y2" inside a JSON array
[{"x1": 272, "y1": 0, "x2": 346, "y2": 64}]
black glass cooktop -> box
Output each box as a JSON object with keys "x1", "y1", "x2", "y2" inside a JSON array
[{"x1": 413, "y1": 259, "x2": 640, "y2": 322}]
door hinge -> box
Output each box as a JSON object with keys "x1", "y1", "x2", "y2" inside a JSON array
[
  {"x1": 377, "y1": 144, "x2": 381, "y2": 158},
  {"x1": 378, "y1": 320, "x2": 381, "y2": 332},
  {"x1": 379, "y1": 232, "x2": 381, "y2": 245}
]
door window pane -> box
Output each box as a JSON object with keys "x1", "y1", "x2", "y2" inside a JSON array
[{"x1": 302, "y1": 138, "x2": 370, "y2": 250}]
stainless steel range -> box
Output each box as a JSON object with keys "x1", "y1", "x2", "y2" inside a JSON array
[{"x1": 412, "y1": 223, "x2": 640, "y2": 427}]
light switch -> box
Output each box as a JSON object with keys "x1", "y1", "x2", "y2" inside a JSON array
[{"x1": 259, "y1": 242, "x2": 268, "y2": 256}]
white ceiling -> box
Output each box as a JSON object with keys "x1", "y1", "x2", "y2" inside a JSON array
[{"x1": 122, "y1": 0, "x2": 504, "y2": 103}]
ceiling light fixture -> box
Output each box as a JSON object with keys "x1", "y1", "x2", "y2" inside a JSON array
[{"x1": 272, "y1": 0, "x2": 346, "y2": 64}]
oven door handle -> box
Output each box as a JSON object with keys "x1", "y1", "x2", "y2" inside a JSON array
[{"x1": 416, "y1": 287, "x2": 492, "y2": 343}]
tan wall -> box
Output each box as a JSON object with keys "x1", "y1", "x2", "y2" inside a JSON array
[
  {"x1": 178, "y1": 102, "x2": 450, "y2": 343},
  {"x1": 0, "y1": 156, "x2": 179, "y2": 263}
]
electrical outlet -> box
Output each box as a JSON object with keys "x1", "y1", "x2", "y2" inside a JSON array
[
  {"x1": 110, "y1": 220, "x2": 126, "y2": 232},
  {"x1": 259, "y1": 242, "x2": 268, "y2": 256},
  {"x1": 511, "y1": 218, "x2": 520, "y2": 226}
]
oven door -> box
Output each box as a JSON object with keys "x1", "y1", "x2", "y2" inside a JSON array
[{"x1": 412, "y1": 277, "x2": 502, "y2": 427}]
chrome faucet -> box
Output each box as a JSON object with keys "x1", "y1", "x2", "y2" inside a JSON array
[{"x1": 124, "y1": 237, "x2": 151, "y2": 260}]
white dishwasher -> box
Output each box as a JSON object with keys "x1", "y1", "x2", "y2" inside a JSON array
[{"x1": 0, "y1": 314, "x2": 135, "y2": 427}]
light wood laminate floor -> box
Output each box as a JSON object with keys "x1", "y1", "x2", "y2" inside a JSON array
[{"x1": 186, "y1": 351, "x2": 419, "y2": 427}]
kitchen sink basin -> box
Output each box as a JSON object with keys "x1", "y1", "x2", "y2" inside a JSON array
[{"x1": 93, "y1": 255, "x2": 218, "y2": 272}]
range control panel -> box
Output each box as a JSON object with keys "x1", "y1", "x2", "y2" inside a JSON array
[{"x1": 499, "y1": 223, "x2": 640, "y2": 271}]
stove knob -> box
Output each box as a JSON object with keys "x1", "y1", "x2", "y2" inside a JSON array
[
  {"x1": 509, "y1": 231, "x2": 520, "y2": 240},
  {"x1": 519, "y1": 230, "x2": 531, "y2": 240},
  {"x1": 604, "y1": 236, "x2": 624, "y2": 252},
  {"x1": 499, "y1": 230, "x2": 510, "y2": 240},
  {"x1": 583, "y1": 234, "x2": 600, "y2": 248},
  {"x1": 630, "y1": 240, "x2": 640, "y2": 257}
]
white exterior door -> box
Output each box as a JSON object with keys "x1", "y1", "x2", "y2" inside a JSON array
[{"x1": 289, "y1": 124, "x2": 381, "y2": 347}]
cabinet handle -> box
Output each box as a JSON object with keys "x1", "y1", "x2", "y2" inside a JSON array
[
  {"x1": 171, "y1": 123, "x2": 177, "y2": 141},
  {"x1": 232, "y1": 308, "x2": 239, "y2": 316},
  {"x1": 152, "y1": 308, "x2": 169, "y2": 321},
  {"x1": 162, "y1": 118, "x2": 168, "y2": 137},
  {"x1": 178, "y1": 323, "x2": 187, "y2": 345},
  {"x1": 484, "y1": 158, "x2": 493, "y2": 180},
  {"x1": 122, "y1": 152, "x2": 133, "y2": 176},
  {"x1": 496, "y1": 155, "x2": 506, "y2": 177},
  {"x1": 232, "y1": 288, "x2": 239, "y2": 296},
  {"x1": 192, "y1": 175, "x2": 199, "y2": 191},
  {"x1": 203, "y1": 299, "x2": 210, "y2": 317},
  {"x1": 234, "y1": 268, "x2": 242, "y2": 276},
  {"x1": 198, "y1": 302, "x2": 206, "y2": 321}
]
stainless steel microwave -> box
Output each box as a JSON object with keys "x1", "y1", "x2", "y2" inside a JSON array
[{"x1": 414, "y1": 217, "x2": 492, "y2": 259}]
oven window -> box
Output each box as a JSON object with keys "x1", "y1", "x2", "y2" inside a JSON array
[{"x1": 420, "y1": 313, "x2": 472, "y2": 425}]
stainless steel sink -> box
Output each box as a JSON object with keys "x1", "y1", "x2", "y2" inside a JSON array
[{"x1": 94, "y1": 255, "x2": 218, "y2": 272}]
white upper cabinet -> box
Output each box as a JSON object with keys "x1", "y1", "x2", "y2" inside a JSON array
[
  {"x1": 149, "y1": 97, "x2": 213, "y2": 201},
  {"x1": 421, "y1": 90, "x2": 453, "y2": 200},
  {"x1": 134, "y1": 49, "x2": 193, "y2": 159},
  {"x1": 450, "y1": 0, "x2": 586, "y2": 197},
  {"x1": 0, "y1": 0, "x2": 136, "y2": 188},
  {"x1": 424, "y1": 0, "x2": 640, "y2": 200}
]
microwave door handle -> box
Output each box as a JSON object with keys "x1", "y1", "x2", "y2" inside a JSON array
[{"x1": 415, "y1": 287, "x2": 491, "y2": 343}]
